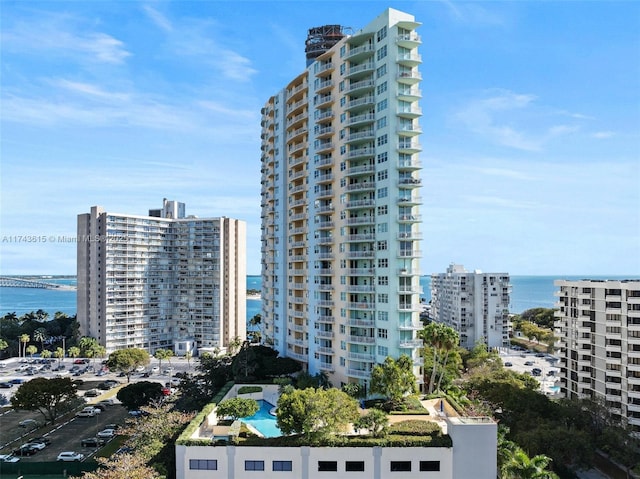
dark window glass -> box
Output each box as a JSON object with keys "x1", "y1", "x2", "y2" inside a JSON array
[
  {"x1": 245, "y1": 460, "x2": 265, "y2": 471},
  {"x1": 420, "y1": 461, "x2": 440, "y2": 471},
  {"x1": 318, "y1": 461, "x2": 338, "y2": 471},
  {"x1": 390, "y1": 461, "x2": 412, "y2": 472},
  {"x1": 273, "y1": 460, "x2": 293, "y2": 471},
  {"x1": 189, "y1": 459, "x2": 217, "y2": 470},
  {"x1": 346, "y1": 461, "x2": 365, "y2": 471}
]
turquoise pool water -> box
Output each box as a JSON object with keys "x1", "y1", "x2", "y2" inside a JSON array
[
  {"x1": 549, "y1": 386, "x2": 560, "y2": 392},
  {"x1": 241, "y1": 400, "x2": 282, "y2": 438}
]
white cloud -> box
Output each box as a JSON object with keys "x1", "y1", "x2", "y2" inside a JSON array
[
  {"x1": 2, "y1": 17, "x2": 130, "y2": 64},
  {"x1": 592, "y1": 131, "x2": 616, "y2": 139},
  {"x1": 142, "y1": 5, "x2": 173, "y2": 33}
]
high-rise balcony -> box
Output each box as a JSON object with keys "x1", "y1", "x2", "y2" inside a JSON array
[
  {"x1": 315, "y1": 110, "x2": 334, "y2": 123},
  {"x1": 397, "y1": 196, "x2": 422, "y2": 206},
  {"x1": 346, "y1": 233, "x2": 376, "y2": 242},
  {"x1": 348, "y1": 318, "x2": 375, "y2": 328},
  {"x1": 397, "y1": 87, "x2": 422, "y2": 101},
  {"x1": 286, "y1": 98, "x2": 307, "y2": 115},
  {"x1": 397, "y1": 124, "x2": 422, "y2": 136},
  {"x1": 347, "y1": 368, "x2": 372, "y2": 379},
  {"x1": 348, "y1": 113, "x2": 376, "y2": 126},
  {"x1": 346, "y1": 182, "x2": 375, "y2": 193},
  {"x1": 314, "y1": 156, "x2": 333, "y2": 168},
  {"x1": 347, "y1": 78, "x2": 375, "y2": 95},
  {"x1": 315, "y1": 172, "x2": 333, "y2": 184},
  {"x1": 286, "y1": 126, "x2": 308, "y2": 142},
  {"x1": 316, "y1": 315, "x2": 335, "y2": 323},
  {"x1": 287, "y1": 350, "x2": 308, "y2": 362},
  {"x1": 348, "y1": 352, "x2": 375, "y2": 362},
  {"x1": 346, "y1": 129, "x2": 376, "y2": 144},
  {"x1": 346, "y1": 217, "x2": 375, "y2": 226},
  {"x1": 345, "y1": 96, "x2": 376, "y2": 112},
  {"x1": 345, "y1": 62, "x2": 375, "y2": 79},
  {"x1": 348, "y1": 335, "x2": 375, "y2": 344},
  {"x1": 398, "y1": 303, "x2": 422, "y2": 312},
  {"x1": 316, "y1": 79, "x2": 334, "y2": 94},
  {"x1": 315, "y1": 95, "x2": 334, "y2": 108},
  {"x1": 348, "y1": 301, "x2": 375, "y2": 311},
  {"x1": 396, "y1": 71, "x2": 422, "y2": 84},
  {"x1": 319, "y1": 363, "x2": 335, "y2": 372},
  {"x1": 315, "y1": 62, "x2": 334, "y2": 75},
  {"x1": 398, "y1": 249, "x2": 422, "y2": 258},
  {"x1": 398, "y1": 214, "x2": 421, "y2": 223},
  {"x1": 398, "y1": 177, "x2": 422, "y2": 188},
  {"x1": 286, "y1": 111, "x2": 308, "y2": 129},
  {"x1": 345, "y1": 164, "x2": 375, "y2": 176},
  {"x1": 346, "y1": 250, "x2": 375, "y2": 259},
  {"x1": 397, "y1": 52, "x2": 422, "y2": 66},
  {"x1": 315, "y1": 204, "x2": 334, "y2": 213},
  {"x1": 315, "y1": 330, "x2": 334, "y2": 339},
  {"x1": 345, "y1": 43, "x2": 375, "y2": 61},
  {"x1": 287, "y1": 81, "x2": 308, "y2": 100},
  {"x1": 346, "y1": 284, "x2": 375, "y2": 293},
  {"x1": 316, "y1": 126, "x2": 334, "y2": 139},
  {"x1": 315, "y1": 221, "x2": 334, "y2": 230},
  {"x1": 399, "y1": 339, "x2": 423, "y2": 348},
  {"x1": 347, "y1": 267, "x2": 375, "y2": 276},
  {"x1": 316, "y1": 188, "x2": 334, "y2": 199}
]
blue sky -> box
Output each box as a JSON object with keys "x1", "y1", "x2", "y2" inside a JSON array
[{"x1": 1, "y1": 1, "x2": 638, "y2": 276}]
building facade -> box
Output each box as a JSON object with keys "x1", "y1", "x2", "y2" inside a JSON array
[
  {"x1": 77, "y1": 199, "x2": 246, "y2": 355},
  {"x1": 554, "y1": 279, "x2": 640, "y2": 432},
  {"x1": 260, "y1": 8, "x2": 424, "y2": 388},
  {"x1": 430, "y1": 264, "x2": 510, "y2": 349}
]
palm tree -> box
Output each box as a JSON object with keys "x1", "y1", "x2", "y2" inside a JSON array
[
  {"x1": 228, "y1": 336, "x2": 243, "y2": 356},
  {"x1": 435, "y1": 327, "x2": 459, "y2": 392},
  {"x1": 35, "y1": 309, "x2": 49, "y2": 322},
  {"x1": 68, "y1": 346, "x2": 80, "y2": 359},
  {"x1": 53, "y1": 347, "x2": 65, "y2": 364},
  {"x1": 0, "y1": 338, "x2": 8, "y2": 354},
  {"x1": 33, "y1": 328, "x2": 48, "y2": 354},
  {"x1": 19, "y1": 334, "x2": 30, "y2": 359},
  {"x1": 3, "y1": 312, "x2": 18, "y2": 322},
  {"x1": 502, "y1": 449, "x2": 559, "y2": 479},
  {"x1": 185, "y1": 350, "x2": 192, "y2": 369},
  {"x1": 41, "y1": 349, "x2": 52, "y2": 359},
  {"x1": 420, "y1": 322, "x2": 445, "y2": 394},
  {"x1": 154, "y1": 349, "x2": 171, "y2": 371},
  {"x1": 78, "y1": 337, "x2": 97, "y2": 356},
  {"x1": 26, "y1": 345, "x2": 38, "y2": 358}
]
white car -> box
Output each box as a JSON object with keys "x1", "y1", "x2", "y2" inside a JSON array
[
  {"x1": 97, "y1": 428, "x2": 116, "y2": 438},
  {"x1": 76, "y1": 407, "x2": 99, "y2": 417},
  {"x1": 135, "y1": 365, "x2": 146, "y2": 372},
  {"x1": 151, "y1": 366, "x2": 159, "y2": 373},
  {"x1": 57, "y1": 451, "x2": 84, "y2": 462},
  {"x1": 97, "y1": 398, "x2": 116, "y2": 406},
  {"x1": 0, "y1": 454, "x2": 20, "y2": 463},
  {"x1": 21, "y1": 442, "x2": 46, "y2": 450}
]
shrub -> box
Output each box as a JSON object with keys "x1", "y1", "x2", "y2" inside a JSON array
[{"x1": 238, "y1": 386, "x2": 263, "y2": 395}]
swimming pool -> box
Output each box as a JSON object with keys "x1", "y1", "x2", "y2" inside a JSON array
[
  {"x1": 548, "y1": 386, "x2": 561, "y2": 393},
  {"x1": 241, "y1": 400, "x2": 282, "y2": 438}
]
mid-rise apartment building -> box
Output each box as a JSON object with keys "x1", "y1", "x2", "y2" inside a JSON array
[
  {"x1": 554, "y1": 279, "x2": 640, "y2": 431},
  {"x1": 260, "y1": 8, "x2": 424, "y2": 388},
  {"x1": 77, "y1": 199, "x2": 246, "y2": 355},
  {"x1": 430, "y1": 264, "x2": 511, "y2": 349}
]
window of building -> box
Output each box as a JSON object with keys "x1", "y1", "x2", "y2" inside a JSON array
[
  {"x1": 340, "y1": 97, "x2": 346, "y2": 107},
  {"x1": 378, "y1": 328, "x2": 388, "y2": 339},
  {"x1": 377, "y1": 45, "x2": 387, "y2": 60},
  {"x1": 273, "y1": 461, "x2": 293, "y2": 471},
  {"x1": 376, "y1": 116, "x2": 387, "y2": 129},
  {"x1": 378, "y1": 258, "x2": 388, "y2": 268},
  {"x1": 377, "y1": 26, "x2": 387, "y2": 41},
  {"x1": 340, "y1": 63, "x2": 346, "y2": 75},
  {"x1": 378, "y1": 276, "x2": 388, "y2": 285},
  {"x1": 346, "y1": 461, "x2": 365, "y2": 472},
  {"x1": 378, "y1": 187, "x2": 388, "y2": 198},
  {"x1": 376, "y1": 64, "x2": 387, "y2": 78},
  {"x1": 377, "y1": 152, "x2": 388, "y2": 163},
  {"x1": 377, "y1": 99, "x2": 387, "y2": 112},
  {"x1": 377, "y1": 240, "x2": 387, "y2": 250},
  {"x1": 377, "y1": 206, "x2": 387, "y2": 216},
  {"x1": 377, "y1": 81, "x2": 387, "y2": 95},
  {"x1": 378, "y1": 345, "x2": 388, "y2": 356},
  {"x1": 245, "y1": 461, "x2": 265, "y2": 471},
  {"x1": 390, "y1": 461, "x2": 412, "y2": 472},
  {"x1": 378, "y1": 294, "x2": 388, "y2": 304},
  {"x1": 377, "y1": 169, "x2": 388, "y2": 180},
  {"x1": 318, "y1": 461, "x2": 338, "y2": 472},
  {"x1": 189, "y1": 459, "x2": 217, "y2": 470},
  {"x1": 340, "y1": 357, "x2": 346, "y2": 366},
  {"x1": 420, "y1": 461, "x2": 440, "y2": 471},
  {"x1": 378, "y1": 311, "x2": 388, "y2": 321}
]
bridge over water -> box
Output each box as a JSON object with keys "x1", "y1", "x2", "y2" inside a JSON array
[{"x1": 0, "y1": 277, "x2": 76, "y2": 290}]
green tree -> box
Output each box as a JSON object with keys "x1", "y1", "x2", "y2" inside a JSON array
[
  {"x1": 0, "y1": 338, "x2": 8, "y2": 355},
  {"x1": 227, "y1": 336, "x2": 243, "y2": 356},
  {"x1": 370, "y1": 355, "x2": 417, "y2": 408},
  {"x1": 33, "y1": 328, "x2": 48, "y2": 354},
  {"x1": 19, "y1": 334, "x2": 30, "y2": 358},
  {"x1": 354, "y1": 408, "x2": 389, "y2": 438},
  {"x1": 78, "y1": 336, "x2": 98, "y2": 357},
  {"x1": 107, "y1": 348, "x2": 150, "y2": 383},
  {"x1": 117, "y1": 381, "x2": 163, "y2": 410},
  {"x1": 26, "y1": 344, "x2": 38, "y2": 357},
  {"x1": 77, "y1": 453, "x2": 161, "y2": 479},
  {"x1": 41, "y1": 349, "x2": 52, "y2": 359},
  {"x1": 154, "y1": 348, "x2": 173, "y2": 371},
  {"x1": 68, "y1": 346, "x2": 81, "y2": 359},
  {"x1": 342, "y1": 382, "x2": 365, "y2": 399},
  {"x1": 420, "y1": 322, "x2": 459, "y2": 393},
  {"x1": 53, "y1": 347, "x2": 65, "y2": 364},
  {"x1": 276, "y1": 387, "x2": 358, "y2": 439},
  {"x1": 35, "y1": 309, "x2": 49, "y2": 322},
  {"x1": 11, "y1": 377, "x2": 77, "y2": 424},
  {"x1": 185, "y1": 350, "x2": 192, "y2": 369},
  {"x1": 502, "y1": 448, "x2": 558, "y2": 479},
  {"x1": 216, "y1": 397, "x2": 259, "y2": 421}
]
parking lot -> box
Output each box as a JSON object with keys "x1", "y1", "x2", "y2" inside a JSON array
[
  {"x1": 0, "y1": 356, "x2": 192, "y2": 463},
  {"x1": 499, "y1": 347, "x2": 561, "y2": 396}
]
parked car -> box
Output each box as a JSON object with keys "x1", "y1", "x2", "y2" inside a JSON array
[
  {"x1": 135, "y1": 365, "x2": 146, "y2": 373},
  {"x1": 97, "y1": 428, "x2": 116, "y2": 438},
  {"x1": 85, "y1": 389, "x2": 100, "y2": 397},
  {"x1": 18, "y1": 419, "x2": 39, "y2": 428},
  {"x1": 532, "y1": 368, "x2": 542, "y2": 376},
  {"x1": 151, "y1": 366, "x2": 160, "y2": 373},
  {"x1": 0, "y1": 454, "x2": 20, "y2": 463},
  {"x1": 98, "y1": 382, "x2": 113, "y2": 390},
  {"x1": 504, "y1": 362, "x2": 513, "y2": 367},
  {"x1": 76, "y1": 408, "x2": 97, "y2": 418},
  {"x1": 74, "y1": 359, "x2": 90, "y2": 364},
  {"x1": 80, "y1": 437, "x2": 105, "y2": 447},
  {"x1": 28, "y1": 437, "x2": 51, "y2": 446},
  {"x1": 12, "y1": 445, "x2": 39, "y2": 456},
  {"x1": 57, "y1": 451, "x2": 85, "y2": 462},
  {"x1": 535, "y1": 352, "x2": 546, "y2": 358},
  {"x1": 524, "y1": 361, "x2": 534, "y2": 366},
  {"x1": 9, "y1": 378, "x2": 25, "y2": 385},
  {"x1": 97, "y1": 398, "x2": 116, "y2": 406},
  {"x1": 0, "y1": 382, "x2": 13, "y2": 388},
  {"x1": 21, "y1": 442, "x2": 46, "y2": 451}
]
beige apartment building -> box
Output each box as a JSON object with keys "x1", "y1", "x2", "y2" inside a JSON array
[
  {"x1": 555, "y1": 279, "x2": 640, "y2": 432},
  {"x1": 77, "y1": 199, "x2": 246, "y2": 355},
  {"x1": 260, "y1": 9, "x2": 424, "y2": 389}
]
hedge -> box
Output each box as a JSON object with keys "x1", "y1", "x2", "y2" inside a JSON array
[{"x1": 238, "y1": 386, "x2": 263, "y2": 394}]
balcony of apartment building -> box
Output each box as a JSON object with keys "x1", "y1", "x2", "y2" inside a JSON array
[
  {"x1": 398, "y1": 213, "x2": 421, "y2": 223},
  {"x1": 315, "y1": 266, "x2": 334, "y2": 276},
  {"x1": 314, "y1": 154, "x2": 333, "y2": 168},
  {"x1": 346, "y1": 128, "x2": 376, "y2": 144},
  {"x1": 346, "y1": 283, "x2": 376, "y2": 294},
  {"x1": 398, "y1": 176, "x2": 422, "y2": 188},
  {"x1": 348, "y1": 112, "x2": 375, "y2": 127},
  {"x1": 347, "y1": 78, "x2": 375, "y2": 96},
  {"x1": 398, "y1": 249, "x2": 422, "y2": 258},
  {"x1": 286, "y1": 98, "x2": 307, "y2": 117},
  {"x1": 316, "y1": 314, "x2": 335, "y2": 324},
  {"x1": 315, "y1": 125, "x2": 334, "y2": 139},
  {"x1": 289, "y1": 183, "x2": 307, "y2": 195},
  {"x1": 397, "y1": 52, "x2": 422, "y2": 67},
  {"x1": 345, "y1": 42, "x2": 375, "y2": 61},
  {"x1": 315, "y1": 60, "x2": 334, "y2": 76},
  {"x1": 400, "y1": 338, "x2": 423, "y2": 348},
  {"x1": 286, "y1": 110, "x2": 308, "y2": 129},
  {"x1": 396, "y1": 68, "x2": 422, "y2": 84},
  {"x1": 397, "y1": 121, "x2": 422, "y2": 136},
  {"x1": 288, "y1": 334, "x2": 308, "y2": 348},
  {"x1": 287, "y1": 349, "x2": 308, "y2": 363},
  {"x1": 348, "y1": 316, "x2": 375, "y2": 328},
  {"x1": 319, "y1": 361, "x2": 335, "y2": 373},
  {"x1": 315, "y1": 171, "x2": 333, "y2": 184},
  {"x1": 399, "y1": 320, "x2": 423, "y2": 331},
  {"x1": 348, "y1": 351, "x2": 375, "y2": 362},
  {"x1": 315, "y1": 187, "x2": 334, "y2": 199},
  {"x1": 286, "y1": 126, "x2": 308, "y2": 143},
  {"x1": 316, "y1": 234, "x2": 333, "y2": 245},
  {"x1": 287, "y1": 79, "x2": 308, "y2": 101},
  {"x1": 315, "y1": 109, "x2": 334, "y2": 124},
  {"x1": 396, "y1": 32, "x2": 422, "y2": 47},
  {"x1": 346, "y1": 215, "x2": 375, "y2": 227},
  {"x1": 399, "y1": 302, "x2": 422, "y2": 312},
  {"x1": 345, "y1": 62, "x2": 375, "y2": 80},
  {"x1": 398, "y1": 284, "x2": 423, "y2": 295},
  {"x1": 315, "y1": 140, "x2": 334, "y2": 154},
  {"x1": 347, "y1": 267, "x2": 375, "y2": 276},
  {"x1": 315, "y1": 78, "x2": 333, "y2": 94},
  {"x1": 349, "y1": 335, "x2": 376, "y2": 345},
  {"x1": 314, "y1": 203, "x2": 334, "y2": 214},
  {"x1": 346, "y1": 181, "x2": 375, "y2": 193},
  {"x1": 345, "y1": 95, "x2": 376, "y2": 112},
  {"x1": 315, "y1": 220, "x2": 334, "y2": 230},
  {"x1": 398, "y1": 230, "x2": 422, "y2": 241},
  {"x1": 345, "y1": 163, "x2": 375, "y2": 176},
  {"x1": 347, "y1": 367, "x2": 372, "y2": 379},
  {"x1": 397, "y1": 86, "x2": 422, "y2": 101},
  {"x1": 346, "y1": 233, "x2": 376, "y2": 242},
  {"x1": 314, "y1": 94, "x2": 334, "y2": 109}
]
